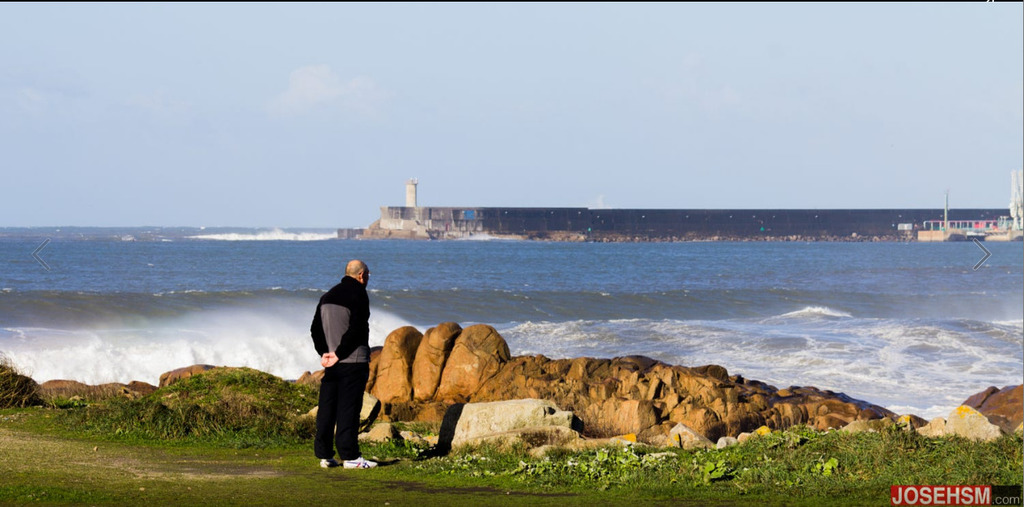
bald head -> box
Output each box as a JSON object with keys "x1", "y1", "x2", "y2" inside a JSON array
[{"x1": 345, "y1": 260, "x2": 369, "y2": 285}]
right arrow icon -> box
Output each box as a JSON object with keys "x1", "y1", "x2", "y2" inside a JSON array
[{"x1": 972, "y1": 239, "x2": 991, "y2": 271}]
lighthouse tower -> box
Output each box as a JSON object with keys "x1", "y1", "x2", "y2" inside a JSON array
[{"x1": 406, "y1": 178, "x2": 418, "y2": 208}]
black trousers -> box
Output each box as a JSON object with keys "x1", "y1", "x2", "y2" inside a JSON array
[{"x1": 314, "y1": 362, "x2": 369, "y2": 461}]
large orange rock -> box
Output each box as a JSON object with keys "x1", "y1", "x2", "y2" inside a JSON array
[
  {"x1": 127, "y1": 381, "x2": 158, "y2": 397},
  {"x1": 295, "y1": 370, "x2": 324, "y2": 388},
  {"x1": 365, "y1": 346, "x2": 383, "y2": 392},
  {"x1": 583, "y1": 398, "x2": 658, "y2": 437},
  {"x1": 159, "y1": 365, "x2": 216, "y2": 387},
  {"x1": 963, "y1": 385, "x2": 1023, "y2": 434},
  {"x1": 435, "y1": 324, "x2": 511, "y2": 403},
  {"x1": 412, "y1": 322, "x2": 462, "y2": 401},
  {"x1": 365, "y1": 323, "x2": 896, "y2": 442},
  {"x1": 371, "y1": 326, "x2": 423, "y2": 403}
]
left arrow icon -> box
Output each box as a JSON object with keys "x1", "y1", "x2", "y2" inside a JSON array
[{"x1": 32, "y1": 239, "x2": 52, "y2": 271}]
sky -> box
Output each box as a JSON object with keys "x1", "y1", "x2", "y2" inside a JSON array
[{"x1": 1, "y1": 3, "x2": 1021, "y2": 228}]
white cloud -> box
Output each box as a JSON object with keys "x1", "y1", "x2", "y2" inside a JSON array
[{"x1": 269, "y1": 65, "x2": 387, "y2": 117}]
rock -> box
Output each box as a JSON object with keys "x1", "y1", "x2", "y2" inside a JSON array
[
  {"x1": 301, "y1": 349, "x2": 384, "y2": 390},
  {"x1": 411, "y1": 322, "x2": 461, "y2": 401},
  {"x1": 608, "y1": 434, "x2": 638, "y2": 446},
  {"x1": 380, "y1": 401, "x2": 421, "y2": 422},
  {"x1": 668, "y1": 422, "x2": 713, "y2": 450},
  {"x1": 360, "y1": 422, "x2": 399, "y2": 443},
  {"x1": 945, "y1": 406, "x2": 1003, "y2": 442},
  {"x1": 412, "y1": 402, "x2": 448, "y2": 423},
  {"x1": 127, "y1": 381, "x2": 158, "y2": 397},
  {"x1": 364, "y1": 322, "x2": 896, "y2": 442},
  {"x1": 840, "y1": 417, "x2": 894, "y2": 433},
  {"x1": 364, "y1": 346, "x2": 383, "y2": 393},
  {"x1": 671, "y1": 406, "x2": 727, "y2": 443},
  {"x1": 458, "y1": 426, "x2": 580, "y2": 449},
  {"x1": 371, "y1": 326, "x2": 423, "y2": 403},
  {"x1": 444, "y1": 399, "x2": 581, "y2": 449},
  {"x1": 963, "y1": 386, "x2": 1000, "y2": 407},
  {"x1": 399, "y1": 431, "x2": 431, "y2": 446},
  {"x1": 766, "y1": 387, "x2": 889, "y2": 432},
  {"x1": 896, "y1": 414, "x2": 928, "y2": 431},
  {"x1": 584, "y1": 398, "x2": 657, "y2": 438},
  {"x1": 159, "y1": 365, "x2": 216, "y2": 387},
  {"x1": 360, "y1": 392, "x2": 382, "y2": 432},
  {"x1": 962, "y1": 385, "x2": 1023, "y2": 434},
  {"x1": 638, "y1": 423, "x2": 674, "y2": 445},
  {"x1": 435, "y1": 325, "x2": 511, "y2": 403},
  {"x1": 295, "y1": 370, "x2": 322, "y2": 387},
  {"x1": 736, "y1": 432, "x2": 753, "y2": 444},
  {"x1": 716, "y1": 436, "x2": 739, "y2": 449},
  {"x1": 917, "y1": 417, "x2": 947, "y2": 438},
  {"x1": 693, "y1": 364, "x2": 730, "y2": 382}
]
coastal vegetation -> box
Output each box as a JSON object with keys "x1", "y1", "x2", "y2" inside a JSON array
[
  {"x1": 0, "y1": 355, "x2": 42, "y2": 409},
  {"x1": 1, "y1": 367, "x2": 1020, "y2": 505},
  {"x1": 54, "y1": 367, "x2": 318, "y2": 447}
]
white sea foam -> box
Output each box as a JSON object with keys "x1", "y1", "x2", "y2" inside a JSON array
[
  {"x1": 187, "y1": 228, "x2": 337, "y2": 241},
  {"x1": 776, "y1": 306, "x2": 853, "y2": 319},
  {"x1": 993, "y1": 319, "x2": 1024, "y2": 328},
  {"x1": 1, "y1": 306, "x2": 413, "y2": 386}
]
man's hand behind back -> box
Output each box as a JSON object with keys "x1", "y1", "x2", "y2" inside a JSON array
[{"x1": 321, "y1": 352, "x2": 339, "y2": 368}]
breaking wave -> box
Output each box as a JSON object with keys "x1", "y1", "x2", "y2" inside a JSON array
[{"x1": 188, "y1": 228, "x2": 337, "y2": 241}]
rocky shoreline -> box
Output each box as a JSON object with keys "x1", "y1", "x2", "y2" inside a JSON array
[{"x1": 31, "y1": 322, "x2": 1023, "y2": 447}]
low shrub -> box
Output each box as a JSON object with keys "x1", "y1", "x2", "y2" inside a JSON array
[
  {"x1": 0, "y1": 355, "x2": 42, "y2": 409},
  {"x1": 56, "y1": 367, "x2": 318, "y2": 446}
]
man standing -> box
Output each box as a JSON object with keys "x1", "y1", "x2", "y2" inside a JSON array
[{"x1": 310, "y1": 259, "x2": 377, "y2": 469}]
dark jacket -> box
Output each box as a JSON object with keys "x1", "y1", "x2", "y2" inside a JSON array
[{"x1": 310, "y1": 276, "x2": 370, "y2": 362}]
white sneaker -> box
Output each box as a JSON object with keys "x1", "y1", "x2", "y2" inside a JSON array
[
  {"x1": 320, "y1": 458, "x2": 339, "y2": 468},
  {"x1": 343, "y1": 456, "x2": 377, "y2": 469}
]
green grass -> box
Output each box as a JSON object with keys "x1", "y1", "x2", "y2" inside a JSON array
[
  {"x1": 1, "y1": 367, "x2": 1021, "y2": 505},
  {"x1": 3, "y1": 407, "x2": 1021, "y2": 505},
  {"x1": 410, "y1": 428, "x2": 1022, "y2": 504}
]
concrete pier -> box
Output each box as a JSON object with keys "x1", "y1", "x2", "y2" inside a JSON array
[{"x1": 358, "y1": 206, "x2": 1012, "y2": 242}]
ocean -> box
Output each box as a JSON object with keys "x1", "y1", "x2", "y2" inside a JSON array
[{"x1": 1, "y1": 226, "x2": 1021, "y2": 420}]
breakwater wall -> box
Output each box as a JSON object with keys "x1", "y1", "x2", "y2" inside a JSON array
[{"x1": 359, "y1": 207, "x2": 1010, "y2": 241}]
